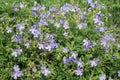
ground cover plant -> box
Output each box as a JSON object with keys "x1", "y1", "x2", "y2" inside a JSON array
[{"x1": 0, "y1": 0, "x2": 120, "y2": 80}]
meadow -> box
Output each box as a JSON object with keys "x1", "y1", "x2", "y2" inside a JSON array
[{"x1": 0, "y1": 0, "x2": 120, "y2": 80}]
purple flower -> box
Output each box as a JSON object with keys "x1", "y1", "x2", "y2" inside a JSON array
[
  {"x1": 32, "y1": 66, "x2": 37, "y2": 72},
  {"x1": 11, "y1": 35, "x2": 23, "y2": 43},
  {"x1": 93, "y1": 12, "x2": 104, "y2": 26},
  {"x1": 24, "y1": 41, "x2": 30, "y2": 48},
  {"x1": 90, "y1": 58, "x2": 99, "y2": 67},
  {"x1": 100, "y1": 38, "x2": 109, "y2": 48},
  {"x1": 19, "y1": 2, "x2": 24, "y2": 8},
  {"x1": 49, "y1": 6, "x2": 57, "y2": 12},
  {"x1": 87, "y1": 0, "x2": 98, "y2": 8},
  {"x1": 70, "y1": 51, "x2": 78, "y2": 59},
  {"x1": 63, "y1": 47, "x2": 69, "y2": 53},
  {"x1": 50, "y1": 42, "x2": 58, "y2": 48},
  {"x1": 13, "y1": 4, "x2": 19, "y2": 11},
  {"x1": 99, "y1": 26, "x2": 108, "y2": 33},
  {"x1": 44, "y1": 43, "x2": 52, "y2": 51},
  {"x1": 29, "y1": 25, "x2": 41, "y2": 38},
  {"x1": 45, "y1": 33, "x2": 54, "y2": 40},
  {"x1": 49, "y1": 16, "x2": 55, "y2": 24},
  {"x1": 11, "y1": 65, "x2": 23, "y2": 79},
  {"x1": 73, "y1": 3, "x2": 81, "y2": 12},
  {"x1": 63, "y1": 57, "x2": 71, "y2": 64},
  {"x1": 16, "y1": 23, "x2": 25, "y2": 33},
  {"x1": 99, "y1": 74, "x2": 106, "y2": 80},
  {"x1": 6, "y1": 27, "x2": 12, "y2": 33},
  {"x1": 100, "y1": 33, "x2": 115, "y2": 48},
  {"x1": 13, "y1": 65, "x2": 20, "y2": 72},
  {"x1": 74, "y1": 60, "x2": 84, "y2": 68},
  {"x1": 33, "y1": 29, "x2": 41, "y2": 38},
  {"x1": 41, "y1": 5, "x2": 46, "y2": 10},
  {"x1": 12, "y1": 71, "x2": 23, "y2": 79},
  {"x1": 97, "y1": 4, "x2": 106, "y2": 10},
  {"x1": 40, "y1": 12, "x2": 47, "y2": 18},
  {"x1": 63, "y1": 32, "x2": 69, "y2": 36},
  {"x1": 32, "y1": 10, "x2": 37, "y2": 16},
  {"x1": 59, "y1": 19, "x2": 65, "y2": 24},
  {"x1": 118, "y1": 71, "x2": 120, "y2": 77},
  {"x1": 83, "y1": 38, "x2": 93, "y2": 50},
  {"x1": 118, "y1": 44, "x2": 120, "y2": 48},
  {"x1": 38, "y1": 18, "x2": 48, "y2": 26},
  {"x1": 86, "y1": 0, "x2": 92, "y2": 4},
  {"x1": 112, "y1": 54, "x2": 116, "y2": 59},
  {"x1": 90, "y1": 1, "x2": 98, "y2": 8},
  {"x1": 31, "y1": 5, "x2": 40, "y2": 16},
  {"x1": 60, "y1": 3, "x2": 72, "y2": 15},
  {"x1": 54, "y1": 22, "x2": 60, "y2": 28},
  {"x1": 12, "y1": 47, "x2": 22, "y2": 57},
  {"x1": 40, "y1": 64, "x2": 51, "y2": 76},
  {"x1": 109, "y1": 13, "x2": 112, "y2": 18},
  {"x1": 38, "y1": 43, "x2": 44, "y2": 50},
  {"x1": 78, "y1": 22, "x2": 87, "y2": 29},
  {"x1": 63, "y1": 20, "x2": 69, "y2": 29},
  {"x1": 74, "y1": 68, "x2": 83, "y2": 76}
]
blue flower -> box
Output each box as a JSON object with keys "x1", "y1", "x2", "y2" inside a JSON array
[
  {"x1": 40, "y1": 64, "x2": 51, "y2": 76},
  {"x1": 99, "y1": 74, "x2": 106, "y2": 80},
  {"x1": 6, "y1": 27, "x2": 12, "y2": 33},
  {"x1": 31, "y1": 5, "x2": 40, "y2": 16},
  {"x1": 74, "y1": 68, "x2": 83, "y2": 76},
  {"x1": 44, "y1": 43, "x2": 52, "y2": 51},
  {"x1": 99, "y1": 26, "x2": 108, "y2": 33},
  {"x1": 93, "y1": 12, "x2": 104, "y2": 26},
  {"x1": 86, "y1": 0, "x2": 92, "y2": 4},
  {"x1": 13, "y1": 4, "x2": 19, "y2": 11},
  {"x1": 29, "y1": 25, "x2": 41, "y2": 38},
  {"x1": 100, "y1": 33, "x2": 115, "y2": 48},
  {"x1": 38, "y1": 18, "x2": 48, "y2": 26},
  {"x1": 32, "y1": 66, "x2": 37, "y2": 72},
  {"x1": 70, "y1": 51, "x2": 78, "y2": 59},
  {"x1": 19, "y1": 2, "x2": 24, "y2": 8},
  {"x1": 13, "y1": 65, "x2": 20, "y2": 72},
  {"x1": 59, "y1": 19, "x2": 65, "y2": 24},
  {"x1": 24, "y1": 41, "x2": 30, "y2": 48},
  {"x1": 78, "y1": 22, "x2": 87, "y2": 29},
  {"x1": 11, "y1": 65, "x2": 23, "y2": 79},
  {"x1": 90, "y1": 58, "x2": 99, "y2": 67},
  {"x1": 90, "y1": 1, "x2": 98, "y2": 8},
  {"x1": 60, "y1": 3, "x2": 72, "y2": 15},
  {"x1": 63, "y1": 47, "x2": 69, "y2": 53},
  {"x1": 73, "y1": 3, "x2": 81, "y2": 12},
  {"x1": 118, "y1": 71, "x2": 120, "y2": 77},
  {"x1": 12, "y1": 35, "x2": 23, "y2": 43},
  {"x1": 63, "y1": 20, "x2": 69, "y2": 29},
  {"x1": 83, "y1": 38, "x2": 93, "y2": 50},
  {"x1": 38, "y1": 42, "x2": 44, "y2": 50},
  {"x1": 109, "y1": 13, "x2": 112, "y2": 18},
  {"x1": 12, "y1": 47, "x2": 22, "y2": 57},
  {"x1": 63, "y1": 32, "x2": 69, "y2": 36},
  {"x1": 118, "y1": 44, "x2": 120, "y2": 48},
  {"x1": 63, "y1": 57, "x2": 71, "y2": 64},
  {"x1": 49, "y1": 6, "x2": 57, "y2": 12},
  {"x1": 74, "y1": 60, "x2": 84, "y2": 68},
  {"x1": 54, "y1": 22, "x2": 60, "y2": 28}
]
